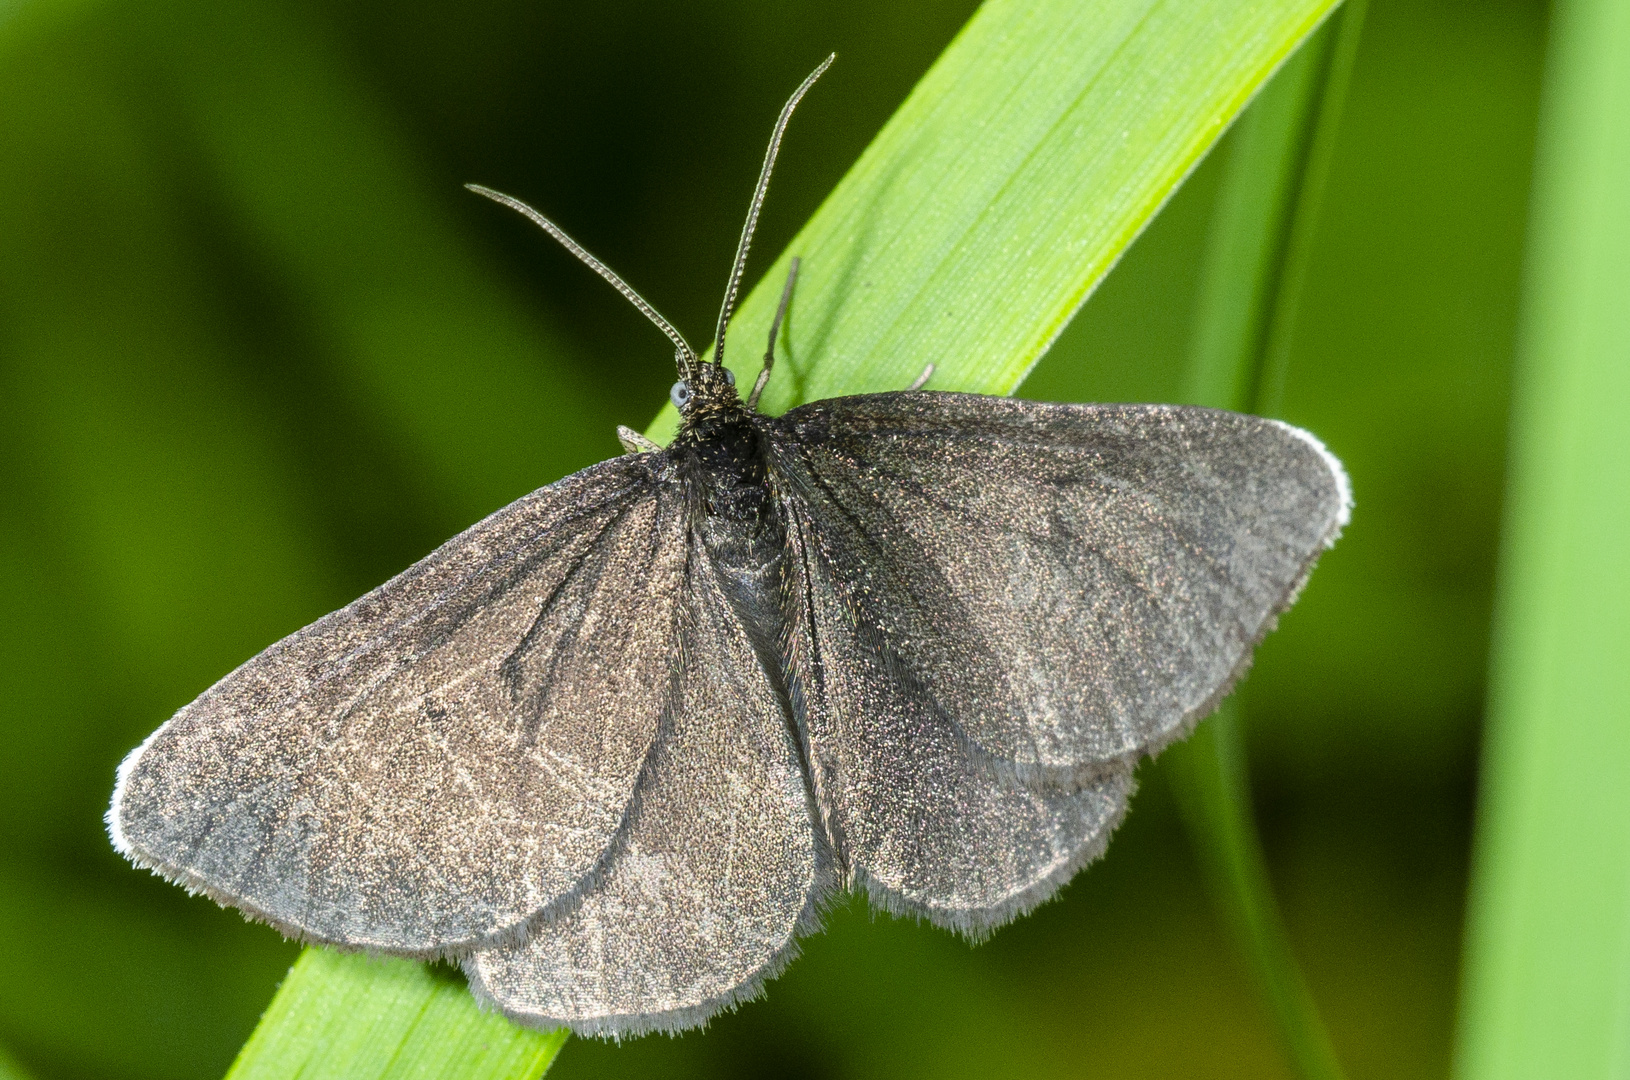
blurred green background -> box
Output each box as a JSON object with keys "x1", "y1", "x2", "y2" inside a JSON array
[{"x1": 0, "y1": 0, "x2": 1545, "y2": 1077}]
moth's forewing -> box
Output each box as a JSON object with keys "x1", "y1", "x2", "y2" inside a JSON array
[
  {"x1": 465, "y1": 549, "x2": 825, "y2": 1037},
  {"x1": 767, "y1": 394, "x2": 1350, "y2": 786},
  {"x1": 109, "y1": 457, "x2": 688, "y2": 954},
  {"x1": 780, "y1": 496, "x2": 1133, "y2": 933}
]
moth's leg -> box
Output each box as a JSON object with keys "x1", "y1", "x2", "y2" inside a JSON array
[
  {"x1": 905, "y1": 363, "x2": 935, "y2": 391},
  {"x1": 748, "y1": 256, "x2": 800, "y2": 412},
  {"x1": 617, "y1": 425, "x2": 661, "y2": 454}
]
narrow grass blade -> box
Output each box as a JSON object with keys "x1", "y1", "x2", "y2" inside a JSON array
[
  {"x1": 1165, "y1": 4, "x2": 1369, "y2": 1079},
  {"x1": 229, "y1": 0, "x2": 1345, "y2": 1074},
  {"x1": 1453, "y1": 0, "x2": 1630, "y2": 1076},
  {"x1": 1254, "y1": 0, "x2": 1370, "y2": 417},
  {"x1": 1169, "y1": 702, "x2": 1346, "y2": 1080},
  {"x1": 645, "y1": 0, "x2": 1343, "y2": 442},
  {"x1": 1182, "y1": 18, "x2": 1341, "y2": 412},
  {"x1": 225, "y1": 951, "x2": 565, "y2": 1080}
]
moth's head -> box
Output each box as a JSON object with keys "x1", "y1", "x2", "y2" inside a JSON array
[{"x1": 671, "y1": 362, "x2": 739, "y2": 415}]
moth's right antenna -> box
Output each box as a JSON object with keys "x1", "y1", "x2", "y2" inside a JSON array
[
  {"x1": 712, "y1": 54, "x2": 834, "y2": 372},
  {"x1": 466, "y1": 183, "x2": 700, "y2": 378}
]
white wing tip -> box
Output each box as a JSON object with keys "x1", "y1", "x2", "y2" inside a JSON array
[
  {"x1": 106, "y1": 725, "x2": 163, "y2": 857},
  {"x1": 1270, "y1": 419, "x2": 1353, "y2": 535}
]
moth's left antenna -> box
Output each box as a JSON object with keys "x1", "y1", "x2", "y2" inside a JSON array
[
  {"x1": 712, "y1": 54, "x2": 834, "y2": 371},
  {"x1": 466, "y1": 184, "x2": 699, "y2": 377}
]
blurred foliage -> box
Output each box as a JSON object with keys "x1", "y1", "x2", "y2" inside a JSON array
[
  {"x1": 0, "y1": 0, "x2": 1545, "y2": 1078},
  {"x1": 1454, "y1": 0, "x2": 1630, "y2": 1075}
]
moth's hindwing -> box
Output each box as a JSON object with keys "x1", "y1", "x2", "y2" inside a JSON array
[
  {"x1": 782, "y1": 495, "x2": 1133, "y2": 933},
  {"x1": 465, "y1": 547, "x2": 826, "y2": 1036}
]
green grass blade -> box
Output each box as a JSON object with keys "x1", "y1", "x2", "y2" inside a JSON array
[
  {"x1": 228, "y1": 0, "x2": 1343, "y2": 1074},
  {"x1": 1170, "y1": 703, "x2": 1346, "y2": 1080},
  {"x1": 1182, "y1": 15, "x2": 1340, "y2": 412},
  {"x1": 645, "y1": 0, "x2": 1342, "y2": 442},
  {"x1": 1453, "y1": 0, "x2": 1630, "y2": 1076},
  {"x1": 225, "y1": 951, "x2": 566, "y2": 1080},
  {"x1": 1253, "y1": 0, "x2": 1369, "y2": 417},
  {"x1": 1165, "y1": 4, "x2": 1369, "y2": 1078}
]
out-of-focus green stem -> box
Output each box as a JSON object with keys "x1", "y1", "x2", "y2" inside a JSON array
[
  {"x1": 1168, "y1": 3, "x2": 1368, "y2": 1080},
  {"x1": 1171, "y1": 707, "x2": 1347, "y2": 1080},
  {"x1": 1256, "y1": 0, "x2": 1371, "y2": 417},
  {"x1": 0, "y1": 1042, "x2": 39, "y2": 1080},
  {"x1": 1452, "y1": 0, "x2": 1630, "y2": 1075}
]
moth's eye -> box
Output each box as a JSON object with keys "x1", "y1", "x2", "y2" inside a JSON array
[
  {"x1": 723, "y1": 368, "x2": 736, "y2": 387},
  {"x1": 670, "y1": 381, "x2": 694, "y2": 409}
]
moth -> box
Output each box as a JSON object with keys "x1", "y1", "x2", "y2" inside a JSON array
[{"x1": 108, "y1": 57, "x2": 1350, "y2": 1037}]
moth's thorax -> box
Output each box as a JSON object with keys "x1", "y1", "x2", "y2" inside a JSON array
[
  {"x1": 673, "y1": 397, "x2": 788, "y2": 658},
  {"x1": 671, "y1": 365, "x2": 761, "y2": 501},
  {"x1": 676, "y1": 406, "x2": 774, "y2": 526}
]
